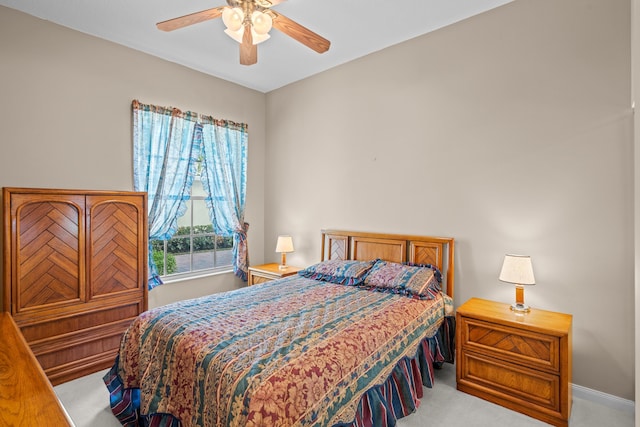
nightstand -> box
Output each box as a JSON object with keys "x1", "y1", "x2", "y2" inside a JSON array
[
  {"x1": 247, "y1": 263, "x2": 303, "y2": 286},
  {"x1": 456, "y1": 298, "x2": 572, "y2": 427}
]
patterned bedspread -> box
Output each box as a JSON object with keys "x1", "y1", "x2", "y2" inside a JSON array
[{"x1": 106, "y1": 275, "x2": 454, "y2": 427}]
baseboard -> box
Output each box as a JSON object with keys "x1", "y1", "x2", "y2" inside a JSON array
[{"x1": 572, "y1": 383, "x2": 635, "y2": 413}]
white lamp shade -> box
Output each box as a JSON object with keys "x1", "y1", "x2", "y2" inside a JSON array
[
  {"x1": 251, "y1": 29, "x2": 270, "y2": 45},
  {"x1": 251, "y1": 11, "x2": 272, "y2": 35},
  {"x1": 222, "y1": 7, "x2": 244, "y2": 31},
  {"x1": 275, "y1": 235, "x2": 294, "y2": 253},
  {"x1": 499, "y1": 254, "x2": 535, "y2": 285},
  {"x1": 224, "y1": 27, "x2": 244, "y2": 43}
]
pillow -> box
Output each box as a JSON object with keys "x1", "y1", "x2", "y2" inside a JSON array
[
  {"x1": 298, "y1": 259, "x2": 376, "y2": 285},
  {"x1": 363, "y1": 259, "x2": 442, "y2": 299},
  {"x1": 404, "y1": 262, "x2": 443, "y2": 285}
]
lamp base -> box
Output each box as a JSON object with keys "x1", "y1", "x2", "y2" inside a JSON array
[
  {"x1": 278, "y1": 252, "x2": 288, "y2": 270},
  {"x1": 510, "y1": 303, "x2": 530, "y2": 313}
]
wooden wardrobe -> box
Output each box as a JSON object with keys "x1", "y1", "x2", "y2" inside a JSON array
[{"x1": 2, "y1": 188, "x2": 148, "y2": 385}]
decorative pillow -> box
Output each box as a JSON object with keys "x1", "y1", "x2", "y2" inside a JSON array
[
  {"x1": 404, "y1": 262, "x2": 443, "y2": 285},
  {"x1": 298, "y1": 259, "x2": 376, "y2": 285},
  {"x1": 363, "y1": 259, "x2": 442, "y2": 299}
]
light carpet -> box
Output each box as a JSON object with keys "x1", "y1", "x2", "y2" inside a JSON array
[{"x1": 54, "y1": 362, "x2": 634, "y2": 426}]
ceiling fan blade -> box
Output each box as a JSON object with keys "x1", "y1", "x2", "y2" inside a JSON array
[
  {"x1": 240, "y1": 24, "x2": 257, "y2": 65},
  {"x1": 157, "y1": 7, "x2": 225, "y2": 32},
  {"x1": 271, "y1": 11, "x2": 330, "y2": 54}
]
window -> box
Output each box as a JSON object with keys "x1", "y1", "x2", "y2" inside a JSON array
[
  {"x1": 133, "y1": 99, "x2": 249, "y2": 289},
  {"x1": 151, "y1": 161, "x2": 233, "y2": 279}
]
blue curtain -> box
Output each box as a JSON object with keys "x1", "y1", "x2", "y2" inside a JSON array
[
  {"x1": 199, "y1": 116, "x2": 249, "y2": 280},
  {"x1": 132, "y1": 100, "x2": 201, "y2": 289}
]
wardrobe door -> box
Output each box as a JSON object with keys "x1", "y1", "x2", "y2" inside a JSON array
[
  {"x1": 87, "y1": 195, "x2": 146, "y2": 300},
  {"x1": 6, "y1": 193, "x2": 85, "y2": 320}
]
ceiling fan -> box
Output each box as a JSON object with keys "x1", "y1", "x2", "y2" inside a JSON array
[{"x1": 156, "y1": 0, "x2": 331, "y2": 66}]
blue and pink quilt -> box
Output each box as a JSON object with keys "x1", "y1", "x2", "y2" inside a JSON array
[{"x1": 105, "y1": 274, "x2": 454, "y2": 427}]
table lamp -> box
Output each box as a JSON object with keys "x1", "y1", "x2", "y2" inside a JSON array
[
  {"x1": 499, "y1": 254, "x2": 535, "y2": 312},
  {"x1": 275, "y1": 235, "x2": 294, "y2": 270}
]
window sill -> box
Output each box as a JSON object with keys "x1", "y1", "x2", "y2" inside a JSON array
[{"x1": 159, "y1": 267, "x2": 234, "y2": 285}]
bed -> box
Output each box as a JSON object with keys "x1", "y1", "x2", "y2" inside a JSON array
[{"x1": 104, "y1": 229, "x2": 456, "y2": 427}]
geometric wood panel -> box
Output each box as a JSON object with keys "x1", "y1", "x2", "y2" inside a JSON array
[
  {"x1": 17, "y1": 201, "x2": 81, "y2": 310},
  {"x1": 324, "y1": 234, "x2": 348, "y2": 261},
  {"x1": 90, "y1": 201, "x2": 140, "y2": 296},
  {"x1": 465, "y1": 319, "x2": 558, "y2": 372},
  {"x1": 469, "y1": 323, "x2": 552, "y2": 363},
  {"x1": 409, "y1": 241, "x2": 442, "y2": 267}
]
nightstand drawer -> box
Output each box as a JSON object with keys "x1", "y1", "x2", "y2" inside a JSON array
[
  {"x1": 460, "y1": 317, "x2": 560, "y2": 373},
  {"x1": 250, "y1": 274, "x2": 273, "y2": 286},
  {"x1": 459, "y1": 352, "x2": 560, "y2": 413}
]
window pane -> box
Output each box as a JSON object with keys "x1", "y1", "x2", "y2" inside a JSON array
[
  {"x1": 215, "y1": 247, "x2": 233, "y2": 268},
  {"x1": 217, "y1": 235, "x2": 233, "y2": 250},
  {"x1": 192, "y1": 176, "x2": 206, "y2": 197},
  {"x1": 168, "y1": 237, "x2": 191, "y2": 274},
  {"x1": 193, "y1": 246, "x2": 216, "y2": 271},
  {"x1": 174, "y1": 220, "x2": 191, "y2": 235},
  {"x1": 192, "y1": 199, "x2": 211, "y2": 234},
  {"x1": 151, "y1": 241, "x2": 168, "y2": 276},
  {"x1": 167, "y1": 236, "x2": 190, "y2": 254},
  {"x1": 193, "y1": 234, "x2": 215, "y2": 252}
]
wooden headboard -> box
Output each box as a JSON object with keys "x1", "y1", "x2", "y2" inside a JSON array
[{"x1": 321, "y1": 229, "x2": 455, "y2": 298}]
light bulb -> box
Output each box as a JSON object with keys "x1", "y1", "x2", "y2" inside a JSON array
[
  {"x1": 222, "y1": 7, "x2": 244, "y2": 32},
  {"x1": 251, "y1": 11, "x2": 272, "y2": 35}
]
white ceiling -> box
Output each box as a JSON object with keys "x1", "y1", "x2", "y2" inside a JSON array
[{"x1": 0, "y1": 0, "x2": 513, "y2": 93}]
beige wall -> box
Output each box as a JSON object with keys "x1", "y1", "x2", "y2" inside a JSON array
[
  {"x1": 0, "y1": 0, "x2": 635, "y2": 402},
  {"x1": 0, "y1": 6, "x2": 267, "y2": 309},
  {"x1": 266, "y1": 0, "x2": 634, "y2": 400}
]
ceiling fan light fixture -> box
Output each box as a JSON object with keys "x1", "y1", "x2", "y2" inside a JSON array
[
  {"x1": 156, "y1": 1, "x2": 330, "y2": 65},
  {"x1": 224, "y1": 27, "x2": 244, "y2": 44},
  {"x1": 251, "y1": 29, "x2": 270, "y2": 45},
  {"x1": 222, "y1": 7, "x2": 244, "y2": 32},
  {"x1": 251, "y1": 11, "x2": 272, "y2": 35}
]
